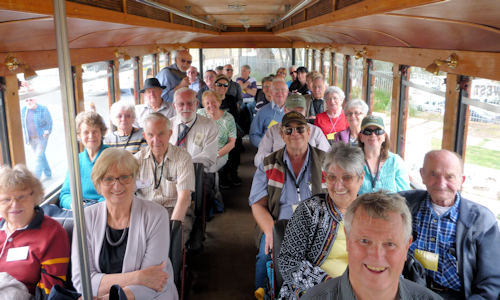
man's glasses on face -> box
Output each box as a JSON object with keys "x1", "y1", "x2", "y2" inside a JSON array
[
  {"x1": 180, "y1": 59, "x2": 192, "y2": 64},
  {"x1": 361, "y1": 128, "x2": 385, "y2": 136},
  {"x1": 282, "y1": 126, "x2": 306, "y2": 135},
  {"x1": 215, "y1": 82, "x2": 229, "y2": 88},
  {"x1": 224, "y1": 68, "x2": 233, "y2": 72},
  {"x1": 290, "y1": 71, "x2": 297, "y2": 75}
]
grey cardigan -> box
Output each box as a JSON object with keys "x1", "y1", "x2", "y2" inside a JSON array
[
  {"x1": 401, "y1": 190, "x2": 500, "y2": 299},
  {"x1": 72, "y1": 198, "x2": 178, "y2": 300}
]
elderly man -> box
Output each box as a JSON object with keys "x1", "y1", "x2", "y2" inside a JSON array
[
  {"x1": 287, "y1": 65, "x2": 297, "y2": 87},
  {"x1": 254, "y1": 94, "x2": 330, "y2": 166},
  {"x1": 156, "y1": 50, "x2": 192, "y2": 102},
  {"x1": 21, "y1": 98, "x2": 52, "y2": 179},
  {"x1": 134, "y1": 78, "x2": 175, "y2": 128},
  {"x1": 187, "y1": 66, "x2": 205, "y2": 93},
  {"x1": 302, "y1": 192, "x2": 441, "y2": 300},
  {"x1": 197, "y1": 69, "x2": 217, "y2": 102},
  {"x1": 304, "y1": 73, "x2": 326, "y2": 120},
  {"x1": 249, "y1": 78, "x2": 288, "y2": 148},
  {"x1": 135, "y1": 113, "x2": 195, "y2": 231},
  {"x1": 169, "y1": 87, "x2": 218, "y2": 172},
  {"x1": 223, "y1": 64, "x2": 243, "y2": 105},
  {"x1": 249, "y1": 111, "x2": 327, "y2": 297},
  {"x1": 254, "y1": 76, "x2": 274, "y2": 115},
  {"x1": 400, "y1": 150, "x2": 500, "y2": 299},
  {"x1": 289, "y1": 66, "x2": 309, "y2": 95},
  {"x1": 236, "y1": 64, "x2": 257, "y2": 100}
]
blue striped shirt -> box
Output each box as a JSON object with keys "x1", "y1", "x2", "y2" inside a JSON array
[{"x1": 410, "y1": 192, "x2": 461, "y2": 291}]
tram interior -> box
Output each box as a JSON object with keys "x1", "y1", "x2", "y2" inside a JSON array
[{"x1": 0, "y1": 0, "x2": 499, "y2": 299}]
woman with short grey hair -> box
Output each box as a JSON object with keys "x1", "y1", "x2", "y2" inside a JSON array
[
  {"x1": 278, "y1": 143, "x2": 365, "y2": 300},
  {"x1": 104, "y1": 100, "x2": 146, "y2": 154},
  {"x1": 334, "y1": 99, "x2": 369, "y2": 145},
  {"x1": 314, "y1": 86, "x2": 349, "y2": 143}
]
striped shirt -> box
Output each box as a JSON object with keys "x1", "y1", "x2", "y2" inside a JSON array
[
  {"x1": 134, "y1": 145, "x2": 195, "y2": 208},
  {"x1": 410, "y1": 193, "x2": 461, "y2": 291},
  {"x1": 103, "y1": 128, "x2": 146, "y2": 154}
]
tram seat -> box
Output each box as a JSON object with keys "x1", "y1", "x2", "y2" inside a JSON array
[
  {"x1": 272, "y1": 219, "x2": 289, "y2": 297},
  {"x1": 189, "y1": 162, "x2": 208, "y2": 251},
  {"x1": 53, "y1": 217, "x2": 75, "y2": 291},
  {"x1": 169, "y1": 220, "x2": 186, "y2": 300}
]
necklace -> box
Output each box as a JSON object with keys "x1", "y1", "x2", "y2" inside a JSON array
[{"x1": 105, "y1": 226, "x2": 128, "y2": 247}]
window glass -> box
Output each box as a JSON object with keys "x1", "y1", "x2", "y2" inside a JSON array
[
  {"x1": 295, "y1": 48, "x2": 305, "y2": 67},
  {"x1": 351, "y1": 58, "x2": 363, "y2": 99},
  {"x1": 82, "y1": 61, "x2": 110, "y2": 122},
  {"x1": 323, "y1": 51, "x2": 331, "y2": 84},
  {"x1": 189, "y1": 49, "x2": 200, "y2": 72},
  {"x1": 0, "y1": 79, "x2": 9, "y2": 165},
  {"x1": 405, "y1": 67, "x2": 445, "y2": 185},
  {"x1": 334, "y1": 53, "x2": 344, "y2": 89},
  {"x1": 202, "y1": 48, "x2": 292, "y2": 83},
  {"x1": 118, "y1": 58, "x2": 135, "y2": 103},
  {"x1": 372, "y1": 60, "x2": 394, "y2": 131},
  {"x1": 17, "y1": 69, "x2": 68, "y2": 194},
  {"x1": 314, "y1": 50, "x2": 321, "y2": 72},
  {"x1": 142, "y1": 54, "x2": 154, "y2": 80},
  {"x1": 159, "y1": 52, "x2": 168, "y2": 70},
  {"x1": 462, "y1": 78, "x2": 500, "y2": 220}
]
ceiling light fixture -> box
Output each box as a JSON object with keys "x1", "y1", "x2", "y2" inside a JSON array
[
  {"x1": 425, "y1": 53, "x2": 459, "y2": 75},
  {"x1": 3, "y1": 55, "x2": 38, "y2": 80}
]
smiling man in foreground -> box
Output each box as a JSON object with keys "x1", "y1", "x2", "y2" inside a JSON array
[{"x1": 302, "y1": 192, "x2": 441, "y2": 300}]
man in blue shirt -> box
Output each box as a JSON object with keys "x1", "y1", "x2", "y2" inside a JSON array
[
  {"x1": 21, "y1": 98, "x2": 52, "y2": 179},
  {"x1": 400, "y1": 150, "x2": 500, "y2": 299},
  {"x1": 249, "y1": 78, "x2": 288, "y2": 147},
  {"x1": 156, "y1": 50, "x2": 192, "y2": 102}
]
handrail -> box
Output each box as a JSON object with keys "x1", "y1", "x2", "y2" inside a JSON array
[
  {"x1": 53, "y1": 0, "x2": 93, "y2": 298},
  {"x1": 135, "y1": 0, "x2": 214, "y2": 27}
]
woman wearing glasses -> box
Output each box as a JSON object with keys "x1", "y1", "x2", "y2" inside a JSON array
[
  {"x1": 358, "y1": 115, "x2": 410, "y2": 195},
  {"x1": 71, "y1": 148, "x2": 178, "y2": 300},
  {"x1": 313, "y1": 86, "x2": 348, "y2": 143},
  {"x1": 334, "y1": 99, "x2": 369, "y2": 145},
  {"x1": 278, "y1": 143, "x2": 365, "y2": 300}
]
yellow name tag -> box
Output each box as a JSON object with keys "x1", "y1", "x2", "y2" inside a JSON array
[
  {"x1": 268, "y1": 120, "x2": 278, "y2": 128},
  {"x1": 327, "y1": 132, "x2": 336, "y2": 140},
  {"x1": 414, "y1": 249, "x2": 439, "y2": 271}
]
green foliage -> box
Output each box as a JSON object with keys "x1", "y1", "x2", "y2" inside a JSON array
[
  {"x1": 373, "y1": 89, "x2": 391, "y2": 112},
  {"x1": 432, "y1": 138, "x2": 500, "y2": 169}
]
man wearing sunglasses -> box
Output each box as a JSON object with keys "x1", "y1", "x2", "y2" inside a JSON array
[
  {"x1": 249, "y1": 111, "x2": 327, "y2": 298},
  {"x1": 222, "y1": 64, "x2": 243, "y2": 106},
  {"x1": 156, "y1": 50, "x2": 192, "y2": 102},
  {"x1": 254, "y1": 94, "x2": 330, "y2": 167},
  {"x1": 286, "y1": 66, "x2": 297, "y2": 88}
]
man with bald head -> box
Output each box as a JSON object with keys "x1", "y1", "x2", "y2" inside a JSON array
[
  {"x1": 223, "y1": 64, "x2": 242, "y2": 105},
  {"x1": 156, "y1": 50, "x2": 192, "y2": 102},
  {"x1": 400, "y1": 150, "x2": 500, "y2": 299}
]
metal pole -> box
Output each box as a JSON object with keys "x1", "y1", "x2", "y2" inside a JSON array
[{"x1": 52, "y1": 0, "x2": 93, "y2": 298}]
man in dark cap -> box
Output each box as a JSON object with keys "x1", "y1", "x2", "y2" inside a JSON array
[{"x1": 134, "y1": 78, "x2": 175, "y2": 128}]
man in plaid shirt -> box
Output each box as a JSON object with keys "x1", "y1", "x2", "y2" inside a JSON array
[{"x1": 400, "y1": 150, "x2": 500, "y2": 299}]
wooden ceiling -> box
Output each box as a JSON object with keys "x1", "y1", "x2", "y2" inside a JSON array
[{"x1": 0, "y1": 0, "x2": 499, "y2": 72}]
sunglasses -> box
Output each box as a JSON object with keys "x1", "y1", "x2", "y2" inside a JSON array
[
  {"x1": 282, "y1": 126, "x2": 306, "y2": 135},
  {"x1": 180, "y1": 59, "x2": 192, "y2": 64},
  {"x1": 215, "y1": 82, "x2": 229, "y2": 88},
  {"x1": 224, "y1": 68, "x2": 233, "y2": 72},
  {"x1": 361, "y1": 128, "x2": 385, "y2": 136},
  {"x1": 290, "y1": 71, "x2": 297, "y2": 75}
]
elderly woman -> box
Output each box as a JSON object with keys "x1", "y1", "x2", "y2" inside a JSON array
[
  {"x1": 334, "y1": 99, "x2": 369, "y2": 145},
  {"x1": 278, "y1": 143, "x2": 365, "y2": 299},
  {"x1": 72, "y1": 148, "x2": 177, "y2": 300},
  {"x1": 103, "y1": 101, "x2": 146, "y2": 154},
  {"x1": 314, "y1": 86, "x2": 348, "y2": 142},
  {"x1": 275, "y1": 67, "x2": 287, "y2": 79},
  {"x1": 358, "y1": 115, "x2": 410, "y2": 194},
  {"x1": 197, "y1": 91, "x2": 236, "y2": 171},
  {"x1": 0, "y1": 165, "x2": 69, "y2": 298},
  {"x1": 59, "y1": 111, "x2": 108, "y2": 209}
]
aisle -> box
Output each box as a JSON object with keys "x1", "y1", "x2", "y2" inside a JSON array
[{"x1": 187, "y1": 140, "x2": 257, "y2": 299}]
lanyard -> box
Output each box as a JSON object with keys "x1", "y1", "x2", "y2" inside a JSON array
[
  {"x1": 284, "y1": 151, "x2": 310, "y2": 202},
  {"x1": 153, "y1": 155, "x2": 165, "y2": 190},
  {"x1": 328, "y1": 114, "x2": 340, "y2": 134},
  {"x1": 115, "y1": 128, "x2": 134, "y2": 149},
  {"x1": 365, "y1": 155, "x2": 382, "y2": 190}
]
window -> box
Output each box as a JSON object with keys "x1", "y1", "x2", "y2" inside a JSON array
[
  {"x1": 351, "y1": 57, "x2": 363, "y2": 100},
  {"x1": 405, "y1": 67, "x2": 446, "y2": 185},
  {"x1": 159, "y1": 52, "x2": 168, "y2": 70},
  {"x1": 334, "y1": 53, "x2": 344, "y2": 89},
  {"x1": 295, "y1": 48, "x2": 306, "y2": 68},
  {"x1": 118, "y1": 58, "x2": 135, "y2": 103},
  {"x1": 142, "y1": 54, "x2": 154, "y2": 80},
  {"x1": 372, "y1": 60, "x2": 394, "y2": 127},
  {"x1": 17, "y1": 69, "x2": 68, "y2": 194},
  {"x1": 189, "y1": 49, "x2": 201, "y2": 72},
  {"x1": 82, "y1": 61, "x2": 111, "y2": 121},
  {"x1": 323, "y1": 52, "x2": 331, "y2": 84},
  {"x1": 462, "y1": 78, "x2": 500, "y2": 220}
]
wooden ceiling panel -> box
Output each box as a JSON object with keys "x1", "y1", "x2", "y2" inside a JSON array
[
  {"x1": 391, "y1": 0, "x2": 500, "y2": 29},
  {"x1": 0, "y1": 18, "x2": 56, "y2": 52},
  {"x1": 0, "y1": 9, "x2": 47, "y2": 22}
]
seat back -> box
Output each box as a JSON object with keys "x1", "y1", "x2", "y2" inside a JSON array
[
  {"x1": 169, "y1": 220, "x2": 185, "y2": 300},
  {"x1": 273, "y1": 219, "x2": 289, "y2": 297},
  {"x1": 53, "y1": 217, "x2": 75, "y2": 290},
  {"x1": 192, "y1": 163, "x2": 205, "y2": 218}
]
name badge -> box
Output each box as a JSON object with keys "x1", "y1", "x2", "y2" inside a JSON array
[
  {"x1": 292, "y1": 204, "x2": 298, "y2": 212},
  {"x1": 327, "y1": 132, "x2": 336, "y2": 140},
  {"x1": 268, "y1": 120, "x2": 278, "y2": 129},
  {"x1": 6, "y1": 246, "x2": 29, "y2": 262},
  {"x1": 414, "y1": 249, "x2": 439, "y2": 272},
  {"x1": 194, "y1": 132, "x2": 204, "y2": 146}
]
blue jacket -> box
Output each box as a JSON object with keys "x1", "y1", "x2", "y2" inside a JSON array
[
  {"x1": 59, "y1": 144, "x2": 107, "y2": 209},
  {"x1": 400, "y1": 190, "x2": 500, "y2": 299},
  {"x1": 156, "y1": 63, "x2": 185, "y2": 102},
  {"x1": 249, "y1": 102, "x2": 284, "y2": 148},
  {"x1": 21, "y1": 104, "x2": 52, "y2": 144}
]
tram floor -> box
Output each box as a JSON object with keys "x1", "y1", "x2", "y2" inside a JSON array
[{"x1": 186, "y1": 139, "x2": 258, "y2": 300}]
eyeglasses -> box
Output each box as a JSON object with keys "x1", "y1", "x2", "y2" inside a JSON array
[
  {"x1": 224, "y1": 68, "x2": 233, "y2": 72},
  {"x1": 361, "y1": 128, "x2": 385, "y2": 136},
  {"x1": 0, "y1": 191, "x2": 34, "y2": 205},
  {"x1": 346, "y1": 111, "x2": 364, "y2": 117},
  {"x1": 215, "y1": 82, "x2": 229, "y2": 88},
  {"x1": 326, "y1": 174, "x2": 355, "y2": 184},
  {"x1": 180, "y1": 59, "x2": 192, "y2": 64},
  {"x1": 282, "y1": 126, "x2": 306, "y2": 135},
  {"x1": 101, "y1": 174, "x2": 134, "y2": 186}
]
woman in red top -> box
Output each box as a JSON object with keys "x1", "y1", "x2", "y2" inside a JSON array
[{"x1": 314, "y1": 86, "x2": 348, "y2": 143}]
